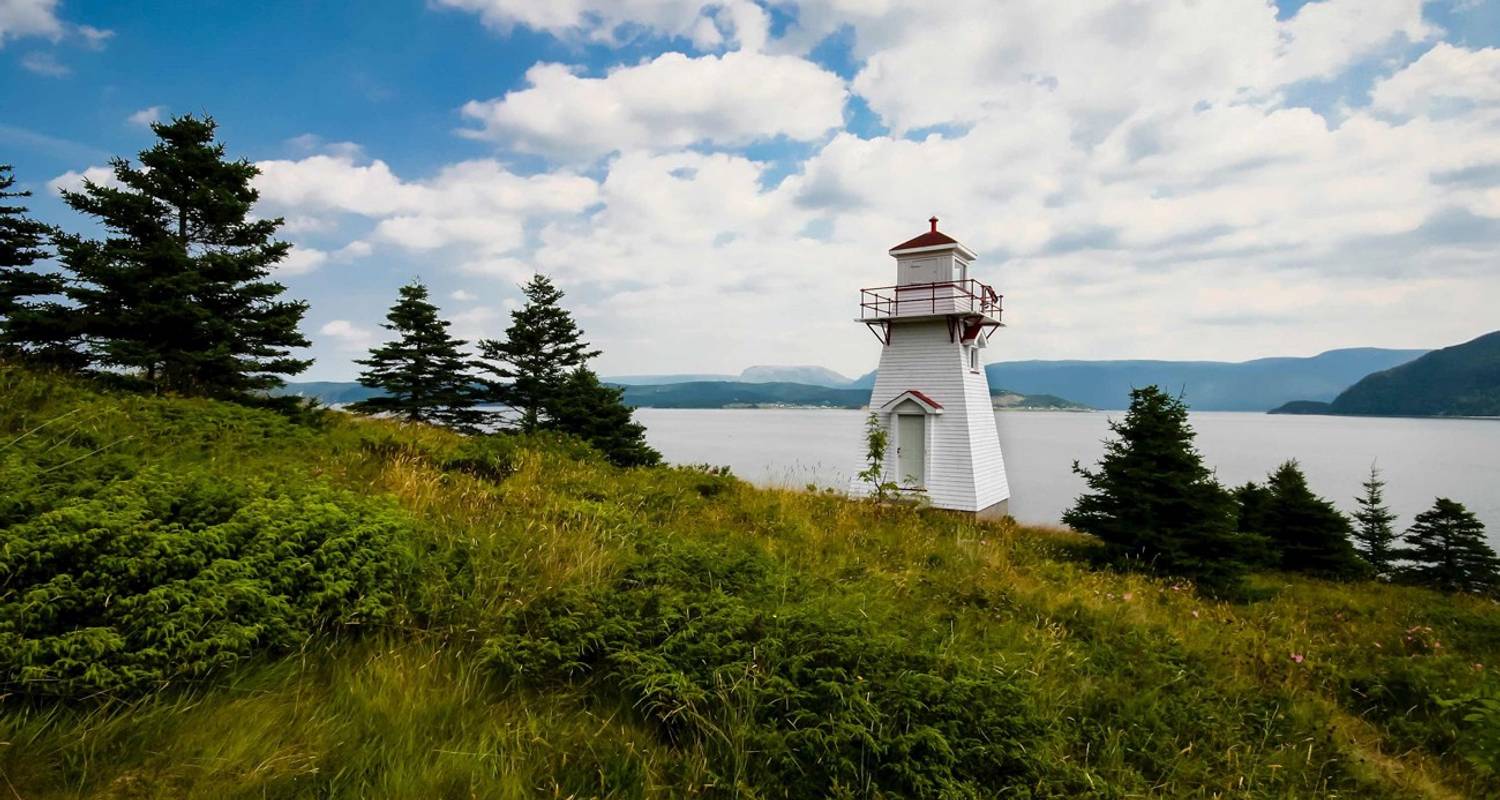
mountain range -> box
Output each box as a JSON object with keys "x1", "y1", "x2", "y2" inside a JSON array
[
  {"x1": 278, "y1": 347, "x2": 1434, "y2": 412},
  {"x1": 603, "y1": 348, "x2": 1429, "y2": 411},
  {"x1": 1271, "y1": 331, "x2": 1500, "y2": 417},
  {"x1": 617, "y1": 381, "x2": 1087, "y2": 410}
]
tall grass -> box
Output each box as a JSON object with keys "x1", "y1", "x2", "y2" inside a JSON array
[{"x1": 2, "y1": 365, "x2": 1498, "y2": 798}]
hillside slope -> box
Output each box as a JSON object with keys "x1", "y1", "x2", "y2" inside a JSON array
[
  {"x1": 1275, "y1": 331, "x2": 1500, "y2": 417},
  {"x1": 2, "y1": 365, "x2": 1498, "y2": 798}
]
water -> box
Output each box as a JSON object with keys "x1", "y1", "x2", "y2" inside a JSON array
[{"x1": 632, "y1": 408, "x2": 1500, "y2": 545}]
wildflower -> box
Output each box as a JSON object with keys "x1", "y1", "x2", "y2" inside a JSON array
[
  {"x1": 1122, "y1": 592, "x2": 1134, "y2": 602},
  {"x1": 1474, "y1": 663, "x2": 1485, "y2": 671},
  {"x1": 1192, "y1": 610, "x2": 1200, "y2": 619},
  {"x1": 1290, "y1": 653, "x2": 1305, "y2": 664}
]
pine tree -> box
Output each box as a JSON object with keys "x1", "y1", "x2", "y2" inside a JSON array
[
  {"x1": 1352, "y1": 464, "x2": 1399, "y2": 577},
  {"x1": 0, "y1": 164, "x2": 77, "y2": 365},
  {"x1": 350, "y1": 280, "x2": 484, "y2": 431},
  {"x1": 476, "y1": 274, "x2": 599, "y2": 431},
  {"x1": 1397, "y1": 498, "x2": 1500, "y2": 594},
  {"x1": 1259, "y1": 461, "x2": 1367, "y2": 579},
  {"x1": 1063, "y1": 386, "x2": 1246, "y2": 593},
  {"x1": 50, "y1": 115, "x2": 311, "y2": 396},
  {"x1": 544, "y1": 367, "x2": 660, "y2": 467}
]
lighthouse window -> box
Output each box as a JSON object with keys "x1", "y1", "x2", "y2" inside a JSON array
[{"x1": 968, "y1": 346, "x2": 980, "y2": 372}]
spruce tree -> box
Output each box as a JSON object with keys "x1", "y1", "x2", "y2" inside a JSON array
[
  {"x1": 350, "y1": 280, "x2": 484, "y2": 431},
  {"x1": 544, "y1": 367, "x2": 660, "y2": 467},
  {"x1": 1259, "y1": 461, "x2": 1367, "y2": 579},
  {"x1": 1397, "y1": 498, "x2": 1499, "y2": 594},
  {"x1": 1352, "y1": 464, "x2": 1399, "y2": 577},
  {"x1": 476, "y1": 274, "x2": 598, "y2": 431},
  {"x1": 51, "y1": 115, "x2": 311, "y2": 396},
  {"x1": 0, "y1": 165, "x2": 76, "y2": 365},
  {"x1": 1063, "y1": 386, "x2": 1246, "y2": 593}
]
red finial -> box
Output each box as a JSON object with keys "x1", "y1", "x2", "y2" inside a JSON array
[{"x1": 929, "y1": 216, "x2": 938, "y2": 232}]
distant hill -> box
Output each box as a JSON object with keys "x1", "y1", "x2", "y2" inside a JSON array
[
  {"x1": 288, "y1": 347, "x2": 1428, "y2": 412},
  {"x1": 854, "y1": 348, "x2": 1427, "y2": 410},
  {"x1": 738, "y1": 365, "x2": 853, "y2": 386},
  {"x1": 609, "y1": 365, "x2": 854, "y2": 388},
  {"x1": 598, "y1": 373, "x2": 736, "y2": 386},
  {"x1": 1271, "y1": 331, "x2": 1500, "y2": 417},
  {"x1": 618, "y1": 381, "x2": 1088, "y2": 410},
  {"x1": 274, "y1": 381, "x2": 383, "y2": 405}
]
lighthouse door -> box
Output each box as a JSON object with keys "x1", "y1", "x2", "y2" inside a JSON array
[{"x1": 896, "y1": 414, "x2": 926, "y2": 488}]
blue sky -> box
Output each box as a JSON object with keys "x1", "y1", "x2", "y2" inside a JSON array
[{"x1": 3, "y1": 0, "x2": 1499, "y2": 380}]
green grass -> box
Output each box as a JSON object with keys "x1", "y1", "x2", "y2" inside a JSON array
[{"x1": 3, "y1": 364, "x2": 1499, "y2": 798}]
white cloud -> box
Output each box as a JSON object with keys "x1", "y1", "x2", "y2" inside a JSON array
[
  {"x1": 0, "y1": 0, "x2": 111, "y2": 48},
  {"x1": 278, "y1": 246, "x2": 329, "y2": 276},
  {"x1": 448, "y1": 305, "x2": 502, "y2": 341},
  {"x1": 1371, "y1": 43, "x2": 1500, "y2": 117},
  {"x1": 55, "y1": 0, "x2": 1496, "y2": 377},
  {"x1": 458, "y1": 51, "x2": 847, "y2": 160},
  {"x1": 126, "y1": 106, "x2": 163, "y2": 127},
  {"x1": 20, "y1": 49, "x2": 66, "y2": 76},
  {"x1": 0, "y1": 0, "x2": 63, "y2": 46},
  {"x1": 75, "y1": 23, "x2": 110, "y2": 48},
  {"x1": 48, "y1": 164, "x2": 118, "y2": 195},
  {"x1": 319, "y1": 320, "x2": 378, "y2": 351},
  {"x1": 435, "y1": 0, "x2": 768, "y2": 50},
  {"x1": 334, "y1": 240, "x2": 372, "y2": 260}
]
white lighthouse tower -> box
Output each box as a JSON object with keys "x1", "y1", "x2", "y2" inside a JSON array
[{"x1": 850, "y1": 218, "x2": 1011, "y2": 517}]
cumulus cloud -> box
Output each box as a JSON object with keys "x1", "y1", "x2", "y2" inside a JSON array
[
  {"x1": 0, "y1": 0, "x2": 111, "y2": 48},
  {"x1": 126, "y1": 106, "x2": 163, "y2": 127},
  {"x1": 435, "y1": 0, "x2": 768, "y2": 50},
  {"x1": 277, "y1": 246, "x2": 329, "y2": 276},
  {"x1": 458, "y1": 51, "x2": 847, "y2": 160},
  {"x1": 1370, "y1": 43, "x2": 1500, "y2": 117},
  {"x1": 20, "y1": 49, "x2": 67, "y2": 76},
  {"x1": 254, "y1": 154, "x2": 599, "y2": 257},
  {"x1": 451, "y1": 289, "x2": 478, "y2": 301},
  {"x1": 210, "y1": 2, "x2": 1500, "y2": 373},
  {"x1": 319, "y1": 320, "x2": 378, "y2": 351},
  {"x1": 48, "y1": 164, "x2": 119, "y2": 195},
  {"x1": 0, "y1": 0, "x2": 64, "y2": 46}
]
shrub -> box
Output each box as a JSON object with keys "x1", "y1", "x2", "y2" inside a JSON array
[
  {"x1": 0, "y1": 469, "x2": 416, "y2": 698},
  {"x1": 481, "y1": 539, "x2": 1047, "y2": 798}
]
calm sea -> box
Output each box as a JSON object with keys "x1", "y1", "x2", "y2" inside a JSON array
[{"x1": 632, "y1": 408, "x2": 1500, "y2": 546}]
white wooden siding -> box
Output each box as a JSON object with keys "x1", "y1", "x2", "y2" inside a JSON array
[{"x1": 849, "y1": 319, "x2": 1011, "y2": 512}]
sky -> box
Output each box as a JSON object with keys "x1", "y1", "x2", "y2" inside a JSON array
[{"x1": 2, "y1": 0, "x2": 1499, "y2": 382}]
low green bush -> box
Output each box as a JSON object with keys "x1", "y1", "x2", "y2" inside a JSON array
[
  {"x1": 0, "y1": 469, "x2": 417, "y2": 698},
  {"x1": 482, "y1": 539, "x2": 1050, "y2": 798}
]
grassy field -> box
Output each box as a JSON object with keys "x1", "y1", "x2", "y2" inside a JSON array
[{"x1": 3, "y1": 364, "x2": 1499, "y2": 798}]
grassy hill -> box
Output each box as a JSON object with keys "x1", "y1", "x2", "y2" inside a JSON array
[
  {"x1": 3, "y1": 365, "x2": 1499, "y2": 798},
  {"x1": 1273, "y1": 331, "x2": 1500, "y2": 417}
]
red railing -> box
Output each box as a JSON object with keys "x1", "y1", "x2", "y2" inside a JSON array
[{"x1": 859, "y1": 279, "x2": 1002, "y2": 321}]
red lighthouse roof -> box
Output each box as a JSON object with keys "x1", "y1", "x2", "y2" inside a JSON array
[
  {"x1": 888, "y1": 214, "x2": 960, "y2": 249},
  {"x1": 890, "y1": 216, "x2": 960, "y2": 252}
]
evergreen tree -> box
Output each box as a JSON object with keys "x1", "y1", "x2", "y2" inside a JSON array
[
  {"x1": 1063, "y1": 386, "x2": 1246, "y2": 593},
  {"x1": 1352, "y1": 464, "x2": 1399, "y2": 577},
  {"x1": 50, "y1": 115, "x2": 310, "y2": 396},
  {"x1": 544, "y1": 367, "x2": 660, "y2": 467},
  {"x1": 0, "y1": 164, "x2": 76, "y2": 365},
  {"x1": 1259, "y1": 461, "x2": 1367, "y2": 579},
  {"x1": 1396, "y1": 498, "x2": 1500, "y2": 594},
  {"x1": 1230, "y1": 481, "x2": 1279, "y2": 568},
  {"x1": 350, "y1": 280, "x2": 484, "y2": 431},
  {"x1": 476, "y1": 274, "x2": 598, "y2": 431}
]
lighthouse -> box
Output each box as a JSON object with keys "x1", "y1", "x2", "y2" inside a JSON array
[{"x1": 850, "y1": 218, "x2": 1011, "y2": 518}]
